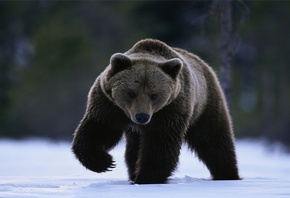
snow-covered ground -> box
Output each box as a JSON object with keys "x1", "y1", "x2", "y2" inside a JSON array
[{"x1": 0, "y1": 138, "x2": 290, "y2": 197}]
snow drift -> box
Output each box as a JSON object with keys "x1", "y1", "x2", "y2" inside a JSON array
[{"x1": 0, "y1": 139, "x2": 290, "y2": 197}]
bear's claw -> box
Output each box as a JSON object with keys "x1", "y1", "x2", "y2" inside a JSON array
[{"x1": 106, "y1": 161, "x2": 116, "y2": 171}]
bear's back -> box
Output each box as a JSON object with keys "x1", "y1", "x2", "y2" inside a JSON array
[{"x1": 127, "y1": 39, "x2": 179, "y2": 60}]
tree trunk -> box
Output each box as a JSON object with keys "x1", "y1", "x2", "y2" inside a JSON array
[{"x1": 212, "y1": 0, "x2": 233, "y2": 109}]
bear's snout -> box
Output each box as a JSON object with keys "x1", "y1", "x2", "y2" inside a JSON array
[{"x1": 134, "y1": 113, "x2": 150, "y2": 125}]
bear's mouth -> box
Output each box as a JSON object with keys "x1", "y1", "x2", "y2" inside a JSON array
[{"x1": 132, "y1": 113, "x2": 151, "y2": 125}]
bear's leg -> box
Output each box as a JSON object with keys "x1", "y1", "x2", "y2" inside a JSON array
[
  {"x1": 124, "y1": 127, "x2": 141, "y2": 182},
  {"x1": 72, "y1": 115, "x2": 124, "y2": 173},
  {"x1": 134, "y1": 124, "x2": 184, "y2": 184},
  {"x1": 185, "y1": 108, "x2": 240, "y2": 180}
]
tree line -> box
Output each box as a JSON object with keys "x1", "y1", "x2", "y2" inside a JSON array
[{"x1": 0, "y1": 1, "x2": 289, "y2": 150}]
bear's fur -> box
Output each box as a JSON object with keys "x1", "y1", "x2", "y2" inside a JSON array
[{"x1": 72, "y1": 39, "x2": 240, "y2": 184}]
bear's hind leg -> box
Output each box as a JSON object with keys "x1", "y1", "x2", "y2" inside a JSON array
[
  {"x1": 186, "y1": 109, "x2": 240, "y2": 180},
  {"x1": 124, "y1": 127, "x2": 141, "y2": 182}
]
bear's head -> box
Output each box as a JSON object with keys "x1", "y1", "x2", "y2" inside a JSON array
[{"x1": 102, "y1": 53, "x2": 183, "y2": 125}]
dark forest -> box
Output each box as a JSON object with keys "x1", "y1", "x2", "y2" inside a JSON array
[{"x1": 0, "y1": 1, "x2": 289, "y2": 149}]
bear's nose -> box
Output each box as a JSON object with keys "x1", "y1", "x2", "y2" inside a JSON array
[{"x1": 135, "y1": 113, "x2": 150, "y2": 124}]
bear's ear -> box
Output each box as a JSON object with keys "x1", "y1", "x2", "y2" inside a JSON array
[
  {"x1": 108, "y1": 53, "x2": 132, "y2": 77},
  {"x1": 159, "y1": 58, "x2": 183, "y2": 79}
]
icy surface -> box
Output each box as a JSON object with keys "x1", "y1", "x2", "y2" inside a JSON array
[{"x1": 0, "y1": 139, "x2": 290, "y2": 197}]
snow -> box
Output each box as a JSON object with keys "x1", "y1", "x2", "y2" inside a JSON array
[{"x1": 1, "y1": 139, "x2": 290, "y2": 197}]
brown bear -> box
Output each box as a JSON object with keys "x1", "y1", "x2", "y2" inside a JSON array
[{"x1": 72, "y1": 39, "x2": 240, "y2": 184}]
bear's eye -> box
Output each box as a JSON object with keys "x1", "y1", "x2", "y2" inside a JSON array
[
  {"x1": 150, "y1": 94, "x2": 158, "y2": 101},
  {"x1": 128, "y1": 91, "x2": 137, "y2": 98}
]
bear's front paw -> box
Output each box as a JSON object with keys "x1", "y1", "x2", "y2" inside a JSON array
[
  {"x1": 134, "y1": 173, "x2": 167, "y2": 184},
  {"x1": 81, "y1": 151, "x2": 116, "y2": 173}
]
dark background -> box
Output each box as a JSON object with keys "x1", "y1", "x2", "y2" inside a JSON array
[{"x1": 0, "y1": 1, "x2": 289, "y2": 150}]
